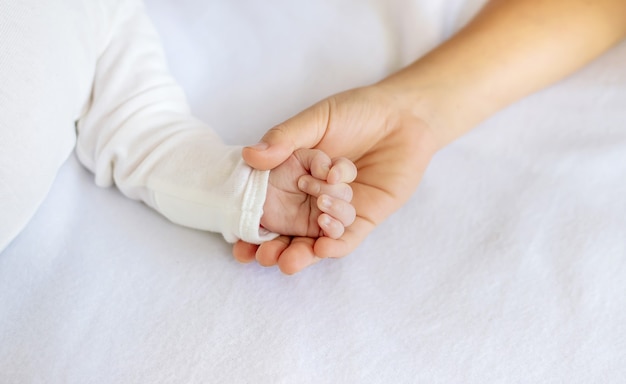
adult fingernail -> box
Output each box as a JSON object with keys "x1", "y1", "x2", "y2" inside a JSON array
[{"x1": 248, "y1": 142, "x2": 269, "y2": 151}]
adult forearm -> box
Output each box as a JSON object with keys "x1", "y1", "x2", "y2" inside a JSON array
[{"x1": 379, "y1": 0, "x2": 626, "y2": 146}]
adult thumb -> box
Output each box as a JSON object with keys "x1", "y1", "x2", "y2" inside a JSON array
[{"x1": 242, "y1": 99, "x2": 331, "y2": 170}]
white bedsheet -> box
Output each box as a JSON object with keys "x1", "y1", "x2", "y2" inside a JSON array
[{"x1": 2, "y1": 0, "x2": 625, "y2": 382}]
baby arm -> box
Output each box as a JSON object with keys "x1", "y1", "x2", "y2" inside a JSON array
[
  {"x1": 262, "y1": 149, "x2": 357, "y2": 239},
  {"x1": 75, "y1": 0, "x2": 355, "y2": 246},
  {"x1": 75, "y1": 0, "x2": 276, "y2": 244}
]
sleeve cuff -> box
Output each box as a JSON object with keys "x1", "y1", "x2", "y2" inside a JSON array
[
  {"x1": 148, "y1": 143, "x2": 279, "y2": 245},
  {"x1": 235, "y1": 168, "x2": 279, "y2": 244}
]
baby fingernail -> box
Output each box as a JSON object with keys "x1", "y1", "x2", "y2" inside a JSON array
[
  {"x1": 328, "y1": 168, "x2": 338, "y2": 182},
  {"x1": 298, "y1": 178, "x2": 308, "y2": 190},
  {"x1": 321, "y1": 196, "x2": 331, "y2": 209}
]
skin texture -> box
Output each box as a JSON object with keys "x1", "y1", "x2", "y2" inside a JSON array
[
  {"x1": 235, "y1": 0, "x2": 626, "y2": 274},
  {"x1": 262, "y1": 149, "x2": 356, "y2": 239}
]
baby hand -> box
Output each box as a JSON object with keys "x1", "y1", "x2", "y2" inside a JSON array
[{"x1": 261, "y1": 149, "x2": 357, "y2": 239}]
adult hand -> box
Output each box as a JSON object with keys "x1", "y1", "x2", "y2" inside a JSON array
[
  {"x1": 233, "y1": 85, "x2": 441, "y2": 274},
  {"x1": 234, "y1": 0, "x2": 626, "y2": 274}
]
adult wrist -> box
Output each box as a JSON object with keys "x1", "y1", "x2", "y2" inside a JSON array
[{"x1": 374, "y1": 68, "x2": 485, "y2": 149}]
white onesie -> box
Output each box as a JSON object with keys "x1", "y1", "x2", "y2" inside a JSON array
[{"x1": 0, "y1": 0, "x2": 277, "y2": 251}]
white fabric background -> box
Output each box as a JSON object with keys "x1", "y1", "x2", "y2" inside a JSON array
[{"x1": 2, "y1": 0, "x2": 625, "y2": 382}]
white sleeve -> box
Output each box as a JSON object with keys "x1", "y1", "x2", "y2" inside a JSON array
[{"x1": 75, "y1": 0, "x2": 277, "y2": 244}]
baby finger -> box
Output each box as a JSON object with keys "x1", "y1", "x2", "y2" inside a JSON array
[
  {"x1": 317, "y1": 194, "x2": 356, "y2": 227},
  {"x1": 298, "y1": 175, "x2": 353, "y2": 201},
  {"x1": 328, "y1": 157, "x2": 357, "y2": 184},
  {"x1": 318, "y1": 213, "x2": 345, "y2": 239}
]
